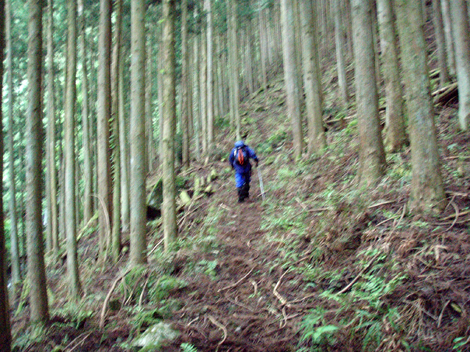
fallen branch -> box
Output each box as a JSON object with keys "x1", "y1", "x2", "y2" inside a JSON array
[
  {"x1": 368, "y1": 200, "x2": 395, "y2": 209},
  {"x1": 139, "y1": 276, "x2": 151, "y2": 308},
  {"x1": 99, "y1": 268, "x2": 131, "y2": 329},
  {"x1": 273, "y1": 271, "x2": 290, "y2": 307},
  {"x1": 432, "y1": 82, "x2": 458, "y2": 105},
  {"x1": 446, "y1": 201, "x2": 459, "y2": 231},
  {"x1": 442, "y1": 209, "x2": 470, "y2": 220},
  {"x1": 218, "y1": 268, "x2": 254, "y2": 293},
  {"x1": 65, "y1": 332, "x2": 92, "y2": 352},
  {"x1": 308, "y1": 207, "x2": 333, "y2": 212},
  {"x1": 148, "y1": 239, "x2": 164, "y2": 256},
  {"x1": 208, "y1": 315, "x2": 227, "y2": 349}
]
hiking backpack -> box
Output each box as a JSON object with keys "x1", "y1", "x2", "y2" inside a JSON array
[{"x1": 234, "y1": 146, "x2": 248, "y2": 166}]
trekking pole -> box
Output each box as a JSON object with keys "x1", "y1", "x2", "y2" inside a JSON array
[{"x1": 257, "y1": 167, "x2": 266, "y2": 201}]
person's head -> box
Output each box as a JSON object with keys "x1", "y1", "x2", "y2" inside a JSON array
[{"x1": 234, "y1": 140, "x2": 245, "y2": 148}]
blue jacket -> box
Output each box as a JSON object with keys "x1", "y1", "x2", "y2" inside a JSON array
[{"x1": 229, "y1": 141, "x2": 258, "y2": 175}]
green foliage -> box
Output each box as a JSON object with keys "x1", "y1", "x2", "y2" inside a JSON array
[
  {"x1": 344, "y1": 118, "x2": 358, "y2": 135},
  {"x1": 148, "y1": 275, "x2": 188, "y2": 301},
  {"x1": 256, "y1": 130, "x2": 288, "y2": 155},
  {"x1": 131, "y1": 307, "x2": 166, "y2": 333},
  {"x1": 300, "y1": 311, "x2": 339, "y2": 349},
  {"x1": 453, "y1": 336, "x2": 470, "y2": 351},
  {"x1": 181, "y1": 342, "x2": 198, "y2": 352},
  {"x1": 300, "y1": 250, "x2": 408, "y2": 351},
  {"x1": 12, "y1": 323, "x2": 47, "y2": 351},
  {"x1": 184, "y1": 259, "x2": 219, "y2": 280},
  {"x1": 52, "y1": 301, "x2": 95, "y2": 329}
]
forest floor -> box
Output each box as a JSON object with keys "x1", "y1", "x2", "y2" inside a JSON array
[{"x1": 11, "y1": 68, "x2": 470, "y2": 352}]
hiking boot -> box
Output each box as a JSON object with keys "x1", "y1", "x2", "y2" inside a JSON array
[
  {"x1": 237, "y1": 188, "x2": 245, "y2": 203},
  {"x1": 241, "y1": 183, "x2": 250, "y2": 199}
]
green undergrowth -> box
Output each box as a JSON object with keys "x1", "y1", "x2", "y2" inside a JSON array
[{"x1": 299, "y1": 249, "x2": 409, "y2": 351}]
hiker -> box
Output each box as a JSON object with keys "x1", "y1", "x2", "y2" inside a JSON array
[{"x1": 229, "y1": 140, "x2": 259, "y2": 203}]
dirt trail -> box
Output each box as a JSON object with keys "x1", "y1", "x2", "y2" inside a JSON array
[{"x1": 165, "y1": 168, "x2": 305, "y2": 351}]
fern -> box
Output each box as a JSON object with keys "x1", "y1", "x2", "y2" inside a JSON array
[{"x1": 181, "y1": 343, "x2": 198, "y2": 352}]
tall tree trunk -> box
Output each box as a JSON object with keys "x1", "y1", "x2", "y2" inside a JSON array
[
  {"x1": 146, "y1": 34, "x2": 155, "y2": 172},
  {"x1": 162, "y1": 0, "x2": 178, "y2": 250},
  {"x1": 395, "y1": 0, "x2": 445, "y2": 212},
  {"x1": 244, "y1": 27, "x2": 254, "y2": 95},
  {"x1": 6, "y1": 0, "x2": 20, "y2": 288},
  {"x1": 26, "y1": 0, "x2": 49, "y2": 322},
  {"x1": 229, "y1": 0, "x2": 241, "y2": 139},
  {"x1": 187, "y1": 37, "x2": 194, "y2": 140},
  {"x1": 300, "y1": 0, "x2": 326, "y2": 155},
  {"x1": 293, "y1": 0, "x2": 304, "y2": 105},
  {"x1": 181, "y1": 0, "x2": 190, "y2": 168},
  {"x1": 206, "y1": 0, "x2": 214, "y2": 149},
  {"x1": 377, "y1": 0, "x2": 406, "y2": 151},
  {"x1": 432, "y1": 0, "x2": 449, "y2": 87},
  {"x1": 441, "y1": 0, "x2": 455, "y2": 76},
  {"x1": 64, "y1": 0, "x2": 81, "y2": 297},
  {"x1": 351, "y1": 0, "x2": 386, "y2": 186},
  {"x1": 97, "y1": 0, "x2": 112, "y2": 255},
  {"x1": 333, "y1": 0, "x2": 349, "y2": 107},
  {"x1": 450, "y1": 0, "x2": 470, "y2": 131},
  {"x1": 193, "y1": 35, "x2": 201, "y2": 160},
  {"x1": 345, "y1": 0, "x2": 354, "y2": 58},
  {"x1": 0, "y1": 0, "x2": 12, "y2": 348},
  {"x1": 281, "y1": 0, "x2": 303, "y2": 159},
  {"x1": 78, "y1": 0, "x2": 92, "y2": 226},
  {"x1": 111, "y1": 0, "x2": 123, "y2": 262},
  {"x1": 200, "y1": 30, "x2": 208, "y2": 152},
  {"x1": 216, "y1": 36, "x2": 225, "y2": 118},
  {"x1": 157, "y1": 23, "x2": 164, "y2": 163},
  {"x1": 259, "y1": 5, "x2": 268, "y2": 92},
  {"x1": 46, "y1": 0, "x2": 59, "y2": 257},
  {"x1": 130, "y1": 0, "x2": 147, "y2": 265},
  {"x1": 44, "y1": 0, "x2": 52, "y2": 253},
  {"x1": 119, "y1": 38, "x2": 130, "y2": 233}
]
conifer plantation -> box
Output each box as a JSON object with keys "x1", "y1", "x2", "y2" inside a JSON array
[{"x1": 2, "y1": 0, "x2": 470, "y2": 351}]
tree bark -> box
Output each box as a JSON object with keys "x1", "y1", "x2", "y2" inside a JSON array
[
  {"x1": 97, "y1": 0, "x2": 112, "y2": 255},
  {"x1": 6, "y1": 0, "x2": 20, "y2": 288},
  {"x1": 111, "y1": 0, "x2": 123, "y2": 262},
  {"x1": 216, "y1": 36, "x2": 225, "y2": 118},
  {"x1": 157, "y1": 22, "x2": 164, "y2": 163},
  {"x1": 130, "y1": 0, "x2": 147, "y2": 265},
  {"x1": 259, "y1": 5, "x2": 268, "y2": 92},
  {"x1": 78, "y1": 0, "x2": 93, "y2": 226},
  {"x1": 162, "y1": 0, "x2": 178, "y2": 251},
  {"x1": 450, "y1": 0, "x2": 470, "y2": 130},
  {"x1": 64, "y1": 0, "x2": 81, "y2": 297},
  {"x1": 181, "y1": 0, "x2": 190, "y2": 168},
  {"x1": 395, "y1": 0, "x2": 445, "y2": 212},
  {"x1": 376, "y1": 0, "x2": 406, "y2": 151},
  {"x1": 200, "y1": 30, "x2": 208, "y2": 152},
  {"x1": 440, "y1": 0, "x2": 455, "y2": 76},
  {"x1": 26, "y1": 0, "x2": 49, "y2": 322},
  {"x1": 146, "y1": 33, "x2": 155, "y2": 172},
  {"x1": 281, "y1": 0, "x2": 303, "y2": 159},
  {"x1": 432, "y1": 0, "x2": 449, "y2": 87},
  {"x1": 0, "y1": 0, "x2": 12, "y2": 348},
  {"x1": 119, "y1": 38, "x2": 130, "y2": 234},
  {"x1": 351, "y1": 0, "x2": 386, "y2": 186},
  {"x1": 228, "y1": 0, "x2": 241, "y2": 139},
  {"x1": 206, "y1": 0, "x2": 214, "y2": 149},
  {"x1": 46, "y1": 0, "x2": 59, "y2": 257},
  {"x1": 333, "y1": 0, "x2": 349, "y2": 107},
  {"x1": 299, "y1": 0, "x2": 326, "y2": 155},
  {"x1": 193, "y1": 35, "x2": 201, "y2": 160}
]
